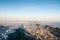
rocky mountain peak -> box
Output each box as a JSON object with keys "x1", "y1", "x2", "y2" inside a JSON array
[{"x1": 23, "y1": 23, "x2": 59, "y2": 40}]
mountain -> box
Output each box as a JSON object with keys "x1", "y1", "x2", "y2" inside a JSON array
[
  {"x1": 0, "y1": 22, "x2": 60, "y2": 40},
  {"x1": 6, "y1": 28, "x2": 36, "y2": 40},
  {"x1": 0, "y1": 25, "x2": 9, "y2": 40},
  {"x1": 0, "y1": 25, "x2": 9, "y2": 33},
  {"x1": 44, "y1": 25, "x2": 60, "y2": 38},
  {"x1": 23, "y1": 23, "x2": 59, "y2": 40},
  {"x1": 1, "y1": 24, "x2": 36, "y2": 40}
]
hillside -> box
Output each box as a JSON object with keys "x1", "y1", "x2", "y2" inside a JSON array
[{"x1": 0, "y1": 22, "x2": 60, "y2": 40}]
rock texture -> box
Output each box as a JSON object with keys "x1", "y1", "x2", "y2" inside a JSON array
[
  {"x1": 1, "y1": 22, "x2": 60, "y2": 40},
  {"x1": 24, "y1": 23, "x2": 60, "y2": 40}
]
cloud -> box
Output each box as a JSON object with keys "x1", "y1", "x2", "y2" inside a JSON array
[
  {"x1": 20, "y1": 7, "x2": 39, "y2": 13},
  {"x1": 23, "y1": 7, "x2": 38, "y2": 11}
]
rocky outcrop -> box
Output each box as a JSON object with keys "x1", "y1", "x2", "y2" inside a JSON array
[
  {"x1": 23, "y1": 23, "x2": 60, "y2": 40},
  {"x1": 1, "y1": 22, "x2": 60, "y2": 40},
  {"x1": 45, "y1": 25, "x2": 60, "y2": 39}
]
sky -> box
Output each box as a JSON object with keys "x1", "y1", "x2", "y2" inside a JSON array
[{"x1": 0, "y1": 0, "x2": 60, "y2": 21}]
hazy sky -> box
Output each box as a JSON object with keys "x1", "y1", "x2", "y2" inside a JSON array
[{"x1": 0, "y1": 0, "x2": 60, "y2": 21}]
